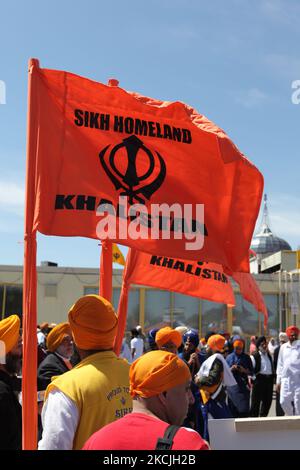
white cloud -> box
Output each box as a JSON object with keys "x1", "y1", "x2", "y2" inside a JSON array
[{"x1": 234, "y1": 88, "x2": 269, "y2": 108}]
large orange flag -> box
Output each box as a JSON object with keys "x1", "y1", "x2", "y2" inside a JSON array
[
  {"x1": 232, "y1": 272, "x2": 268, "y2": 328},
  {"x1": 28, "y1": 61, "x2": 263, "y2": 273},
  {"x1": 24, "y1": 59, "x2": 264, "y2": 447},
  {"x1": 124, "y1": 248, "x2": 235, "y2": 304},
  {"x1": 114, "y1": 248, "x2": 235, "y2": 354}
]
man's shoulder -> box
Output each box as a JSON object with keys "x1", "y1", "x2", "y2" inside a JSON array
[
  {"x1": 175, "y1": 427, "x2": 208, "y2": 449},
  {"x1": 52, "y1": 352, "x2": 129, "y2": 381},
  {"x1": 226, "y1": 352, "x2": 234, "y2": 360},
  {"x1": 251, "y1": 350, "x2": 259, "y2": 358},
  {"x1": 38, "y1": 352, "x2": 61, "y2": 367}
]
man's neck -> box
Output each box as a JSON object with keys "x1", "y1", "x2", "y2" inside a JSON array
[{"x1": 132, "y1": 399, "x2": 167, "y2": 423}]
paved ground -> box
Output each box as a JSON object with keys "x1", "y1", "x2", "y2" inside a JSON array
[{"x1": 269, "y1": 394, "x2": 276, "y2": 417}]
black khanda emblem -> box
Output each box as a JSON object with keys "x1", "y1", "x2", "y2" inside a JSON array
[{"x1": 99, "y1": 135, "x2": 166, "y2": 204}]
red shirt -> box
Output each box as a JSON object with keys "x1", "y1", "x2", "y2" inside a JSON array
[{"x1": 83, "y1": 412, "x2": 209, "y2": 450}]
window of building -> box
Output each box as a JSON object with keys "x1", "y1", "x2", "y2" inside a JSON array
[
  {"x1": 201, "y1": 300, "x2": 227, "y2": 335},
  {"x1": 3, "y1": 285, "x2": 23, "y2": 319},
  {"x1": 83, "y1": 286, "x2": 98, "y2": 296},
  {"x1": 232, "y1": 294, "x2": 261, "y2": 336},
  {"x1": 264, "y1": 294, "x2": 279, "y2": 336},
  {"x1": 113, "y1": 287, "x2": 139, "y2": 331},
  {"x1": 144, "y1": 289, "x2": 171, "y2": 332},
  {"x1": 44, "y1": 284, "x2": 57, "y2": 297},
  {"x1": 173, "y1": 293, "x2": 199, "y2": 330},
  {"x1": 112, "y1": 288, "x2": 121, "y2": 310}
]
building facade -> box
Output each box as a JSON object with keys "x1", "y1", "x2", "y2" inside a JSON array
[{"x1": 0, "y1": 259, "x2": 298, "y2": 340}]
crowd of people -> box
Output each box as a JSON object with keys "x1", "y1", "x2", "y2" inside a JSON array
[{"x1": 0, "y1": 294, "x2": 300, "y2": 450}]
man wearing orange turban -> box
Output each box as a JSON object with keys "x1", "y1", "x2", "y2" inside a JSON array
[
  {"x1": 226, "y1": 338, "x2": 253, "y2": 418},
  {"x1": 155, "y1": 326, "x2": 182, "y2": 354},
  {"x1": 276, "y1": 325, "x2": 300, "y2": 415},
  {"x1": 207, "y1": 334, "x2": 226, "y2": 353},
  {"x1": 195, "y1": 334, "x2": 236, "y2": 424},
  {"x1": 0, "y1": 315, "x2": 22, "y2": 450},
  {"x1": 83, "y1": 351, "x2": 209, "y2": 450},
  {"x1": 39, "y1": 295, "x2": 132, "y2": 450},
  {"x1": 37, "y1": 322, "x2": 74, "y2": 389}
]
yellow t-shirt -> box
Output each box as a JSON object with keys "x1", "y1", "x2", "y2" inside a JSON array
[{"x1": 45, "y1": 351, "x2": 132, "y2": 449}]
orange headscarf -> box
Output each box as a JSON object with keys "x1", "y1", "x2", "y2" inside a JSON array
[
  {"x1": 0, "y1": 315, "x2": 20, "y2": 354},
  {"x1": 207, "y1": 334, "x2": 225, "y2": 352},
  {"x1": 130, "y1": 350, "x2": 191, "y2": 398},
  {"x1": 286, "y1": 326, "x2": 299, "y2": 337},
  {"x1": 46, "y1": 322, "x2": 72, "y2": 352},
  {"x1": 68, "y1": 295, "x2": 118, "y2": 350},
  {"x1": 155, "y1": 327, "x2": 182, "y2": 349},
  {"x1": 233, "y1": 339, "x2": 244, "y2": 349}
]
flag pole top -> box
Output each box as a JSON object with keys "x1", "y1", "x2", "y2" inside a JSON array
[
  {"x1": 28, "y1": 58, "x2": 40, "y2": 69},
  {"x1": 107, "y1": 78, "x2": 119, "y2": 87}
]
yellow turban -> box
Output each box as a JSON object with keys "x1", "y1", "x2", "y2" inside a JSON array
[
  {"x1": 155, "y1": 327, "x2": 182, "y2": 349},
  {"x1": 130, "y1": 350, "x2": 191, "y2": 398},
  {"x1": 0, "y1": 315, "x2": 20, "y2": 354},
  {"x1": 46, "y1": 322, "x2": 72, "y2": 352},
  {"x1": 207, "y1": 334, "x2": 225, "y2": 352},
  {"x1": 68, "y1": 295, "x2": 118, "y2": 350}
]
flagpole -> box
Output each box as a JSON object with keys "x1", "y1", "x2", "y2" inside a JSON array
[
  {"x1": 114, "y1": 281, "x2": 129, "y2": 356},
  {"x1": 22, "y1": 58, "x2": 39, "y2": 449},
  {"x1": 98, "y1": 78, "x2": 119, "y2": 304},
  {"x1": 99, "y1": 240, "x2": 112, "y2": 302},
  {"x1": 114, "y1": 249, "x2": 132, "y2": 356}
]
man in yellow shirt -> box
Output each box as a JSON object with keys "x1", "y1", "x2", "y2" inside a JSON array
[{"x1": 38, "y1": 295, "x2": 132, "y2": 450}]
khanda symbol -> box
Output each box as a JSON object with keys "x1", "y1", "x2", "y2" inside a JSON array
[{"x1": 99, "y1": 135, "x2": 166, "y2": 205}]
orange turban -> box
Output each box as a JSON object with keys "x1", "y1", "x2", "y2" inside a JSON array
[
  {"x1": 155, "y1": 327, "x2": 182, "y2": 349},
  {"x1": 0, "y1": 315, "x2": 20, "y2": 354},
  {"x1": 207, "y1": 334, "x2": 225, "y2": 352},
  {"x1": 130, "y1": 350, "x2": 191, "y2": 398},
  {"x1": 46, "y1": 322, "x2": 72, "y2": 352},
  {"x1": 68, "y1": 295, "x2": 118, "y2": 350},
  {"x1": 286, "y1": 326, "x2": 299, "y2": 337},
  {"x1": 233, "y1": 340, "x2": 244, "y2": 349}
]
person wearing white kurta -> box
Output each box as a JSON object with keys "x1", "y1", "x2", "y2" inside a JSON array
[{"x1": 276, "y1": 326, "x2": 300, "y2": 416}]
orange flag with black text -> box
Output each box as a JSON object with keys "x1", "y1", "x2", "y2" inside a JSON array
[
  {"x1": 124, "y1": 248, "x2": 235, "y2": 305},
  {"x1": 27, "y1": 61, "x2": 263, "y2": 273}
]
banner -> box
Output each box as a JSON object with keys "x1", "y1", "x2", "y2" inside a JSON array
[
  {"x1": 28, "y1": 62, "x2": 263, "y2": 273},
  {"x1": 123, "y1": 248, "x2": 235, "y2": 305}
]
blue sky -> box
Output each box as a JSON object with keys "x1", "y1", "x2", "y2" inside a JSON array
[{"x1": 0, "y1": 0, "x2": 299, "y2": 267}]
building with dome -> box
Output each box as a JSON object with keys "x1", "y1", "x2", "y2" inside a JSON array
[{"x1": 250, "y1": 194, "x2": 292, "y2": 274}]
